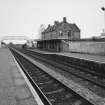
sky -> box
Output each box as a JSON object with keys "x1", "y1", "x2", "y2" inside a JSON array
[{"x1": 0, "y1": 0, "x2": 105, "y2": 41}]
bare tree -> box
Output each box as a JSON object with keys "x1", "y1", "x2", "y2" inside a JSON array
[{"x1": 38, "y1": 24, "x2": 45, "y2": 39}]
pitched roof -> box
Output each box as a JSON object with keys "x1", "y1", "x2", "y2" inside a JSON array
[
  {"x1": 42, "y1": 18, "x2": 80, "y2": 33},
  {"x1": 70, "y1": 24, "x2": 80, "y2": 32}
]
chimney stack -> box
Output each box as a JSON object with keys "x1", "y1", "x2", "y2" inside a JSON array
[
  {"x1": 48, "y1": 24, "x2": 51, "y2": 27},
  {"x1": 54, "y1": 21, "x2": 59, "y2": 26},
  {"x1": 63, "y1": 17, "x2": 67, "y2": 23}
]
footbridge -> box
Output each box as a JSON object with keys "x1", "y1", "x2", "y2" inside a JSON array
[{"x1": 0, "y1": 35, "x2": 31, "y2": 47}]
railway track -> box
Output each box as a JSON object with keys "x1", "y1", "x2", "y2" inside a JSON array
[
  {"x1": 9, "y1": 48, "x2": 93, "y2": 105},
  {"x1": 13, "y1": 48, "x2": 105, "y2": 98}
]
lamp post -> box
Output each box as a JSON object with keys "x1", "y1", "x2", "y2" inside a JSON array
[{"x1": 101, "y1": 7, "x2": 105, "y2": 33}]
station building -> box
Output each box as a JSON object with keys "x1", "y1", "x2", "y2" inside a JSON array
[{"x1": 37, "y1": 17, "x2": 80, "y2": 52}]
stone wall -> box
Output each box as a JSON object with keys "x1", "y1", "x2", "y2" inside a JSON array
[
  {"x1": 69, "y1": 41, "x2": 105, "y2": 55},
  {"x1": 61, "y1": 40, "x2": 69, "y2": 52}
]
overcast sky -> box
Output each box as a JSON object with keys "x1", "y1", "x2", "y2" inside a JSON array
[{"x1": 0, "y1": 0, "x2": 105, "y2": 40}]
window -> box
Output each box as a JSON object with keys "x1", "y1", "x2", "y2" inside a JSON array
[
  {"x1": 59, "y1": 31, "x2": 63, "y2": 36},
  {"x1": 68, "y1": 30, "x2": 71, "y2": 39}
]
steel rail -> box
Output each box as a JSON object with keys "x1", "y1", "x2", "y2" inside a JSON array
[
  {"x1": 19, "y1": 49, "x2": 105, "y2": 89},
  {"x1": 9, "y1": 47, "x2": 93, "y2": 105},
  {"x1": 10, "y1": 49, "x2": 52, "y2": 105}
]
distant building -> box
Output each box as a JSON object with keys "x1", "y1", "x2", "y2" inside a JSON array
[
  {"x1": 100, "y1": 32, "x2": 105, "y2": 38},
  {"x1": 37, "y1": 17, "x2": 81, "y2": 52},
  {"x1": 41, "y1": 17, "x2": 80, "y2": 40}
]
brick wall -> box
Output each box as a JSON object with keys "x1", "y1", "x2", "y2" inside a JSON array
[
  {"x1": 69, "y1": 41, "x2": 105, "y2": 55},
  {"x1": 42, "y1": 17, "x2": 80, "y2": 40}
]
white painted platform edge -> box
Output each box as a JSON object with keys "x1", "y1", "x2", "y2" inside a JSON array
[{"x1": 10, "y1": 51, "x2": 44, "y2": 105}]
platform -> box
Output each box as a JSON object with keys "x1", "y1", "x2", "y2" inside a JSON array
[
  {"x1": 30, "y1": 49, "x2": 105, "y2": 63},
  {"x1": 0, "y1": 48, "x2": 42, "y2": 105}
]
